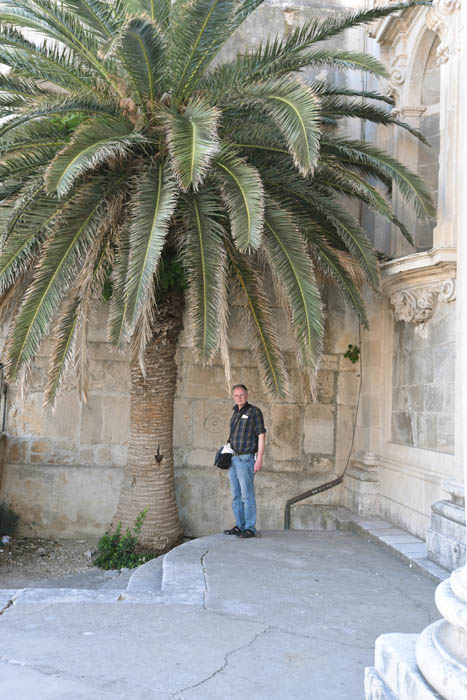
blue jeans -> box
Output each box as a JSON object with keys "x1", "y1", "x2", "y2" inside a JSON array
[{"x1": 228, "y1": 454, "x2": 256, "y2": 532}]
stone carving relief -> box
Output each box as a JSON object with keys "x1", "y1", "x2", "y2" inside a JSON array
[
  {"x1": 426, "y1": 0, "x2": 460, "y2": 64},
  {"x1": 390, "y1": 278, "x2": 456, "y2": 337}
]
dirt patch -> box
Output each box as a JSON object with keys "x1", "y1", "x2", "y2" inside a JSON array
[{"x1": 0, "y1": 536, "x2": 99, "y2": 589}]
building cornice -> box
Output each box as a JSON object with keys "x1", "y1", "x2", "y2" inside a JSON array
[{"x1": 381, "y1": 248, "x2": 456, "y2": 332}]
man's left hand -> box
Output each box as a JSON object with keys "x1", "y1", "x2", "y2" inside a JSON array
[{"x1": 254, "y1": 457, "x2": 263, "y2": 473}]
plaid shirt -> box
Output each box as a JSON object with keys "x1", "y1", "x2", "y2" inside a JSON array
[{"x1": 229, "y1": 402, "x2": 266, "y2": 454}]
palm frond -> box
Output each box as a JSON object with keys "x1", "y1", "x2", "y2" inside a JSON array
[
  {"x1": 45, "y1": 223, "x2": 112, "y2": 404},
  {"x1": 320, "y1": 96, "x2": 429, "y2": 144},
  {"x1": 5, "y1": 184, "x2": 106, "y2": 381},
  {"x1": 108, "y1": 224, "x2": 131, "y2": 348},
  {"x1": 122, "y1": 0, "x2": 168, "y2": 28},
  {"x1": 308, "y1": 235, "x2": 368, "y2": 328},
  {"x1": 321, "y1": 137, "x2": 435, "y2": 220},
  {"x1": 3, "y1": 0, "x2": 123, "y2": 94},
  {"x1": 241, "y1": 79, "x2": 320, "y2": 177},
  {"x1": 0, "y1": 24, "x2": 92, "y2": 90},
  {"x1": 309, "y1": 193, "x2": 380, "y2": 288},
  {"x1": 316, "y1": 163, "x2": 414, "y2": 246},
  {"x1": 124, "y1": 161, "x2": 178, "y2": 331},
  {"x1": 169, "y1": 0, "x2": 237, "y2": 101},
  {"x1": 304, "y1": 49, "x2": 388, "y2": 76},
  {"x1": 112, "y1": 16, "x2": 166, "y2": 104},
  {"x1": 0, "y1": 120, "x2": 67, "y2": 158},
  {"x1": 0, "y1": 72, "x2": 53, "y2": 104},
  {"x1": 0, "y1": 146, "x2": 58, "y2": 182},
  {"x1": 0, "y1": 94, "x2": 119, "y2": 140},
  {"x1": 227, "y1": 245, "x2": 289, "y2": 398},
  {"x1": 273, "y1": 3, "x2": 428, "y2": 52},
  {"x1": 66, "y1": 0, "x2": 124, "y2": 38},
  {"x1": 0, "y1": 186, "x2": 58, "y2": 294},
  {"x1": 45, "y1": 116, "x2": 146, "y2": 197},
  {"x1": 179, "y1": 189, "x2": 227, "y2": 363},
  {"x1": 43, "y1": 295, "x2": 80, "y2": 404},
  {"x1": 263, "y1": 200, "x2": 323, "y2": 374},
  {"x1": 163, "y1": 97, "x2": 219, "y2": 192},
  {"x1": 213, "y1": 147, "x2": 264, "y2": 253},
  {"x1": 311, "y1": 80, "x2": 394, "y2": 106}
]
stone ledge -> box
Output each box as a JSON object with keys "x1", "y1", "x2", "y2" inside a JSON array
[{"x1": 365, "y1": 634, "x2": 443, "y2": 700}]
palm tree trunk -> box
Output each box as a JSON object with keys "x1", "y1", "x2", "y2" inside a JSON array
[{"x1": 114, "y1": 292, "x2": 184, "y2": 553}]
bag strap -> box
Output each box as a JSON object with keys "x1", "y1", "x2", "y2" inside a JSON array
[{"x1": 227, "y1": 404, "x2": 249, "y2": 444}]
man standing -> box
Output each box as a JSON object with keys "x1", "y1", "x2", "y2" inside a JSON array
[{"x1": 223, "y1": 384, "x2": 266, "y2": 539}]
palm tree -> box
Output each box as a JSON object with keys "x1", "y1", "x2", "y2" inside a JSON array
[{"x1": 0, "y1": 0, "x2": 433, "y2": 551}]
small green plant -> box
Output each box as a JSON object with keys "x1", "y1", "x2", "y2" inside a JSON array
[
  {"x1": 94, "y1": 507, "x2": 155, "y2": 570},
  {"x1": 344, "y1": 344, "x2": 360, "y2": 364},
  {"x1": 0, "y1": 502, "x2": 20, "y2": 536}
]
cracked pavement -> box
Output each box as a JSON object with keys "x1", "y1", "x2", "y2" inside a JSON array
[{"x1": 0, "y1": 530, "x2": 439, "y2": 699}]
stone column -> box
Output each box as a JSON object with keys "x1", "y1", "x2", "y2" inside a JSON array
[
  {"x1": 414, "y1": 2, "x2": 467, "y2": 697},
  {"x1": 365, "y1": 2, "x2": 467, "y2": 697}
]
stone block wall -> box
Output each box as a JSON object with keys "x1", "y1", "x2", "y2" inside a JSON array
[
  {"x1": 0, "y1": 289, "x2": 360, "y2": 538},
  {"x1": 391, "y1": 300, "x2": 455, "y2": 454}
]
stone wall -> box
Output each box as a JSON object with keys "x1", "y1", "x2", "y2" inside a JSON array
[
  {"x1": 174, "y1": 288, "x2": 360, "y2": 536},
  {"x1": 391, "y1": 300, "x2": 455, "y2": 453},
  {"x1": 0, "y1": 288, "x2": 360, "y2": 537}
]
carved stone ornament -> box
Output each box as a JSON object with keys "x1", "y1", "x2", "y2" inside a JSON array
[
  {"x1": 426, "y1": 0, "x2": 460, "y2": 64},
  {"x1": 390, "y1": 278, "x2": 456, "y2": 327}
]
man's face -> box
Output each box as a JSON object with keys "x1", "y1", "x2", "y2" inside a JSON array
[{"x1": 232, "y1": 388, "x2": 248, "y2": 408}]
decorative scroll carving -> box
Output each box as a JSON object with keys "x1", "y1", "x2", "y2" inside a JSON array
[
  {"x1": 390, "y1": 278, "x2": 456, "y2": 330},
  {"x1": 426, "y1": 0, "x2": 460, "y2": 64}
]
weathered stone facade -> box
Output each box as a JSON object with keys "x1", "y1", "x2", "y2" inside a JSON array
[{"x1": 0, "y1": 288, "x2": 361, "y2": 537}]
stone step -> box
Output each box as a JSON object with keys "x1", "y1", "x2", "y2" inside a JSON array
[
  {"x1": 160, "y1": 536, "x2": 209, "y2": 605},
  {"x1": 290, "y1": 505, "x2": 450, "y2": 583},
  {"x1": 290, "y1": 504, "x2": 355, "y2": 531},
  {"x1": 365, "y1": 634, "x2": 443, "y2": 699},
  {"x1": 126, "y1": 555, "x2": 164, "y2": 594}
]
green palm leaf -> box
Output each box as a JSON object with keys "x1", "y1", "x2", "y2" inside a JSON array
[
  {"x1": 44, "y1": 295, "x2": 80, "y2": 404},
  {"x1": 320, "y1": 96, "x2": 429, "y2": 144},
  {"x1": 113, "y1": 16, "x2": 166, "y2": 104},
  {"x1": 66, "y1": 0, "x2": 124, "y2": 38},
  {"x1": 163, "y1": 97, "x2": 219, "y2": 192},
  {"x1": 316, "y1": 163, "x2": 414, "y2": 245},
  {"x1": 45, "y1": 116, "x2": 146, "y2": 197},
  {"x1": 0, "y1": 146, "x2": 58, "y2": 181},
  {"x1": 242, "y1": 79, "x2": 320, "y2": 177},
  {"x1": 309, "y1": 194, "x2": 380, "y2": 288},
  {"x1": 263, "y1": 200, "x2": 323, "y2": 372},
  {"x1": 308, "y1": 235, "x2": 368, "y2": 328},
  {"x1": 304, "y1": 49, "x2": 387, "y2": 76},
  {"x1": 321, "y1": 137, "x2": 435, "y2": 220},
  {"x1": 0, "y1": 185, "x2": 58, "y2": 293},
  {"x1": 227, "y1": 246, "x2": 289, "y2": 398},
  {"x1": 169, "y1": 0, "x2": 237, "y2": 100},
  {"x1": 108, "y1": 224, "x2": 131, "y2": 348},
  {"x1": 5, "y1": 185, "x2": 106, "y2": 381},
  {"x1": 180, "y1": 189, "x2": 227, "y2": 362},
  {"x1": 6, "y1": 0, "x2": 122, "y2": 93},
  {"x1": 0, "y1": 94, "x2": 119, "y2": 140},
  {"x1": 311, "y1": 80, "x2": 394, "y2": 106},
  {"x1": 126, "y1": 0, "x2": 171, "y2": 27},
  {"x1": 213, "y1": 148, "x2": 264, "y2": 253},
  {"x1": 124, "y1": 162, "x2": 178, "y2": 331}
]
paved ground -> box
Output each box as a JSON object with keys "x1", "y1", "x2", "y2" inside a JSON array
[{"x1": 0, "y1": 530, "x2": 439, "y2": 700}]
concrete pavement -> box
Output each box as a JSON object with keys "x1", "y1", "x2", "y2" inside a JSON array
[{"x1": 0, "y1": 530, "x2": 439, "y2": 699}]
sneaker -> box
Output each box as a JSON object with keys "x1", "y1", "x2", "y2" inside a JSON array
[
  {"x1": 235, "y1": 529, "x2": 256, "y2": 538},
  {"x1": 223, "y1": 526, "x2": 242, "y2": 535}
]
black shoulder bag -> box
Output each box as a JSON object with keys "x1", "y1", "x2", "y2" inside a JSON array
[{"x1": 214, "y1": 405, "x2": 249, "y2": 470}]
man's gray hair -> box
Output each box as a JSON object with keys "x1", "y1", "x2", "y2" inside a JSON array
[{"x1": 232, "y1": 384, "x2": 248, "y2": 393}]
